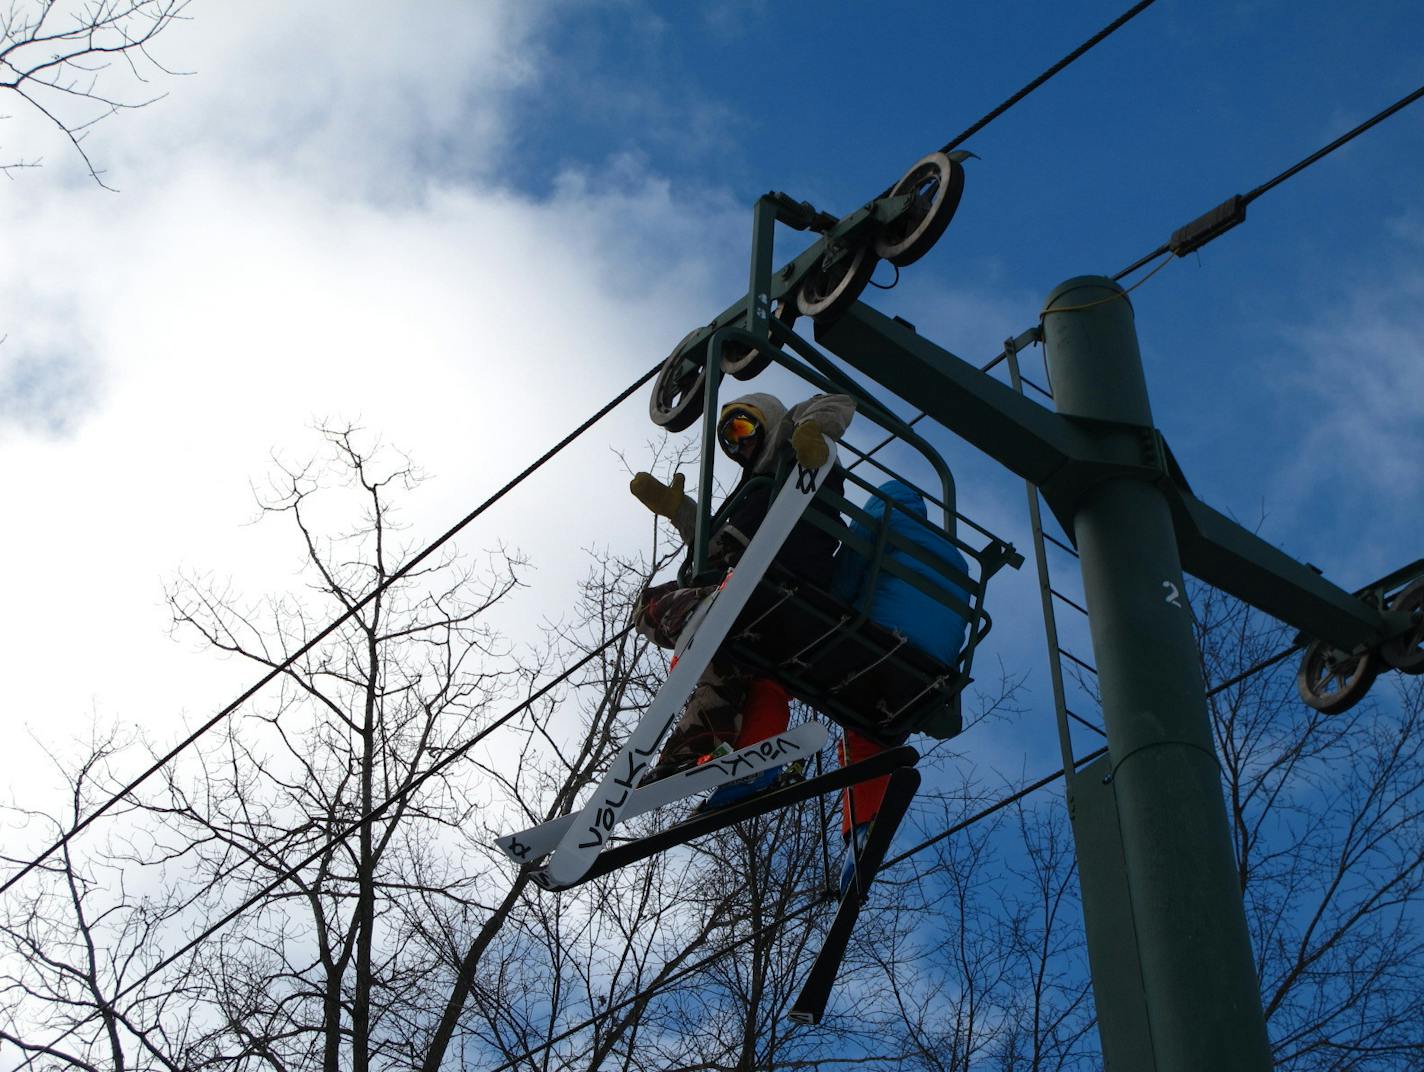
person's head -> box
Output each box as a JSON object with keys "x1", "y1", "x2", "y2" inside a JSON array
[
  {"x1": 716, "y1": 393, "x2": 790, "y2": 472},
  {"x1": 716, "y1": 402, "x2": 767, "y2": 466}
]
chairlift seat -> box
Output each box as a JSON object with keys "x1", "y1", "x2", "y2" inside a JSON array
[{"x1": 723, "y1": 570, "x2": 968, "y2": 744}]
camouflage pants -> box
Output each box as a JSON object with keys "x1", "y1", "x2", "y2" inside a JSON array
[
  {"x1": 655, "y1": 655, "x2": 748, "y2": 770},
  {"x1": 634, "y1": 581, "x2": 748, "y2": 780},
  {"x1": 633, "y1": 580, "x2": 715, "y2": 650}
]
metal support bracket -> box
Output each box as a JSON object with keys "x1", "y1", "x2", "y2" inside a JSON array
[{"x1": 815, "y1": 300, "x2": 1399, "y2": 654}]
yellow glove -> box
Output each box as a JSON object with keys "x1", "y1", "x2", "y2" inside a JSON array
[
  {"x1": 630, "y1": 471, "x2": 686, "y2": 518},
  {"x1": 790, "y1": 420, "x2": 829, "y2": 469}
]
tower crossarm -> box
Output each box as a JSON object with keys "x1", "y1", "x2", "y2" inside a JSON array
[{"x1": 816, "y1": 301, "x2": 1395, "y2": 654}]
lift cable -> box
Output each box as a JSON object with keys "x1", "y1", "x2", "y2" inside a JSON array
[
  {"x1": 885, "y1": 746, "x2": 1107, "y2": 869},
  {"x1": 489, "y1": 738, "x2": 1122, "y2": 1070},
  {"x1": 0, "y1": 363, "x2": 662, "y2": 900},
  {"x1": 1201, "y1": 641, "x2": 1300, "y2": 700},
  {"x1": 42, "y1": 635, "x2": 1298, "y2": 1062},
  {"x1": 846, "y1": 335, "x2": 1040, "y2": 475},
  {"x1": 1114, "y1": 79, "x2": 1424, "y2": 280},
  {"x1": 24, "y1": 622, "x2": 641, "y2": 1057},
  {"x1": 849, "y1": 0, "x2": 1161, "y2": 468},
  {"x1": 489, "y1": 889, "x2": 827, "y2": 1072},
  {"x1": 930, "y1": 0, "x2": 1159, "y2": 162},
  {"x1": 888, "y1": 638, "x2": 1300, "y2": 866}
]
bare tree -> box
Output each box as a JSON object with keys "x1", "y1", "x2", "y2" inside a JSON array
[
  {"x1": 1, "y1": 0, "x2": 188, "y2": 186},
  {"x1": 0, "y1": 726, "x2": 203, "y2": 1070},
  {"x1": 137, "y1": 426, "x2": 536, "y2": 1072},
  {"x1": 11, "y1": 422, "x2": 1418, "y2": 1072},
  {"x1": 1196, "y1": 584, "x2": 1424, "y2": 1071}
]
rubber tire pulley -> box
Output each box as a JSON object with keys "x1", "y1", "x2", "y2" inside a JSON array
[
  {"x1": 874, "y1": 150, "x2": 965, "y2": 267},
  {"x1": 649, "y1": 329, "x2": 708, "y2": 432},
  {"x1": 721, "y1": 299, "x2": 799, "y2": 381},
  {"x1": 796, "y1": 241, "x2": 877, "y2": 322},
  {"x1": 1381, "y1": 579, "x2": 1424, "y2": 674},
  {"x1": 1296, "y1": 639, "x2": 1378, "y2": 715}
]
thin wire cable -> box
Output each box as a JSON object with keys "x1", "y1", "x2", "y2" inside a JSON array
[
  {"x1": 28, "y1": 623, "x2": 639, "y2": 1056},
  {"x1": 885, "y1": 747, "x2": 1108, "y2": 867},
  {"x1": 489, "y1": 743, "x2": 1114, "y2": 1069},
  {"x1": 1204, "y1": 642, "x2": 1300, "y2": 699},
  {"x1": 490, "y1": 889, "x2": 826, "y2": 1072},
  {"x1": 845, "y1": 337, "x2": 1037, "y2": 475},
  {"x1": 1043, "y1": 250, "x2": 1174, "y2": 317},
  {"x1": 1114, "y1": 241, "x2": 1171, "y2": 283},
  {"x1": 1242, "y1": 82, "x2": 1424, "y2": 204},
  {"x1": 0, "y1": 363, "x2": 662, "y2": 899},
  {"x1": 875, "y1": 0, "x2": 1160, "y2": 198},
  {"x1": 867, "y1": 262, "x2": 901, "y2": 290},
  {"x1": 892, "y1": 638, "x2": 1301, "y2": 866},
  {"x1": 1114, "y1": 80, "x2": 1424, "y2": 279},
  {"x1": 444, "y1": 634, "x2": 1305, "y2": 1069},
  {"x1": 825, "y1": 3, "x2": 1161, "y2": 472}
]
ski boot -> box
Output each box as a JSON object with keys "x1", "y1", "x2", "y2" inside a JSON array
[{"x1": 693, "y1": 757, "x2": 806, "y2": 817}]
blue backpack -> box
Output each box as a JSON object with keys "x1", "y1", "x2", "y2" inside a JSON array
[{"x1": 831, "y1": 480, "x2": 971, "y2": 664}]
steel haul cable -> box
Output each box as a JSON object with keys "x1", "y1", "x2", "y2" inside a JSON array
[
  {"x1": 28, "y1": 632, "x2": 1292, "y2": 1064},
  {"x1": 869, "y1": 0, "x2": 1160, "y2": 199},
  {"x1": 22, "y1": 621, "x2": 640, "y2": 1057},
  {"x1": 935, "y1": 0, "x2": 1158, "y2": 158},
  {"x1": 1114, "y1": 80, "x2": 1424, "y2": 279},
  {"x1": 483, "y1": 641, "x2": 1301, "y2": 1068},
  {"x1": 848, "y1": 0, "x2": 1161, "y2": 470},
  {"x1": 4, "y1": 0, "x2": 1191, "y2": 1052},
  {"x1": 0, "y1": 362, "x2": 661, "y2": 899}
]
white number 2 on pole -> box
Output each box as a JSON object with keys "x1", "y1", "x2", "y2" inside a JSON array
[{"x1": 1162, "y1": 581, "x2": 1183, "y2": 608}]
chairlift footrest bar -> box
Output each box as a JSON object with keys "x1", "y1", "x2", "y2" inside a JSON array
[
  {"x1": 788, "y1": 763, "x2": 921, "y2": 1025},
  {"x1": 495, "y1": 722, "x2": 829, "y2": 865},
  {"x1": 527, "y1": 745, "x2": 920, "y2": 891}
]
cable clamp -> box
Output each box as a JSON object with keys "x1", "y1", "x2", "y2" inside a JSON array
[{"x1": 1169, "y1": 194, "x2": 1247, "y2": 256}]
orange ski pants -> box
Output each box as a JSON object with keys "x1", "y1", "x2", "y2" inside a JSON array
[{"x1": 727, "y1": 680, "x2": 896, "y2": 839}]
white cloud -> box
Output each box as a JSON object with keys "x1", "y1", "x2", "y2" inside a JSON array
[
  {"x1": 112, "y1": 0, "x2": 545, "y2": 196},
  {"x1": 0, "y1": 1, "x2": 754, "y2": 833},
  {"x1": 0, "y1": 309, "x2": 100, "y2": 436},
  {"x1": 1266, "y1": 228, "x2": 1424, "y2": 579}
]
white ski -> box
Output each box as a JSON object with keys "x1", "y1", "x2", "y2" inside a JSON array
[
  {"x1": 495, "y1": 720, "x2": 828, "y2": 865},
  {"x1": 536, "y1": 441, "x2": 838, "y2": 888}
]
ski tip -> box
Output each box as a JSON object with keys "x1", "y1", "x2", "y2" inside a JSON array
[
  {"x1": 541, "y1": 852, "x2": 588, "y2": 890},
  {"x1": 525, "y1": 864, "x2": 564, "y2": 892}
]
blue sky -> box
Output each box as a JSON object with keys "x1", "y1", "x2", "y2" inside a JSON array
[
  {"x1": 2, "y1": 3, "x2": 1423, "y2": 1065},
  {"x1": 1, "y1": 0, "x2": 1421, "y2": 876},
  {"x1": 490, "y1": 0, "x2": 1424, "y2": 581},
  {"x1": 484, "y1": 0, "x2": 1424, "y2": 770}
]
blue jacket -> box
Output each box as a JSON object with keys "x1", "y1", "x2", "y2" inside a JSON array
[{"x1": 831, "y1": 480, "x2": 971, "y2": 663}]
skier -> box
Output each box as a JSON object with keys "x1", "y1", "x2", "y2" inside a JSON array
[
  {"x1": 831, "y1": 479, "x2": 971, "y2": 894},
  {"x1": 629, "y1": 391, "x2": 856, "y2": 792}
]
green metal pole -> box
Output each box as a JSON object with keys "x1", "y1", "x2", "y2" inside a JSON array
[{"x1": 1041, "y1": 276, "x2": 1273, "y2": 1072}]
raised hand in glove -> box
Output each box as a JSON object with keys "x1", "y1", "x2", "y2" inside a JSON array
[
  {"x1": 630, "y1": 471, "x2": 686, "y2": 518},
  {"x1": 790, "y1": 419, "x2": 830, "y2": 469}
]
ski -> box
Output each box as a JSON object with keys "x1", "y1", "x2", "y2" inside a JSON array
[
  {"x1": 495, "y1": 720, "x2": 829, "y2": 865},
  {"x1": 530, "y1": 744, "x2": 920, "y2": 892},
  {"x1": 537, "y1": 443, "x2": 840, "y2": 889},
  {"x1": 788, "y1": 763, "x2": 921, "y2": 1025}
]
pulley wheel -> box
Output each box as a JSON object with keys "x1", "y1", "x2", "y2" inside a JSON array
[
  {"x1": 649, "y1": 329, "x2": 707, "y2": 432},
  {"x1": 721, "y1": 299, "x2": 799, "y2": 381},
  {"x1": 796, "y1": 241, "x2": 877, "y2": 322},
  {"x1": 1295, "y1": 639, "x2": 1378, "y2": 714},
  {"x1": 1381, "y1": 579, "x2": 1424, "y2": 674},
  {"x1": 874, "y1": 151, "x2": 965, "y2": 267}
]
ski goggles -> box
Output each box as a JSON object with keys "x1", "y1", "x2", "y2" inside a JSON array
[{"x1": 717, "y1": 409, "x2": 763, "y2": 458}]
